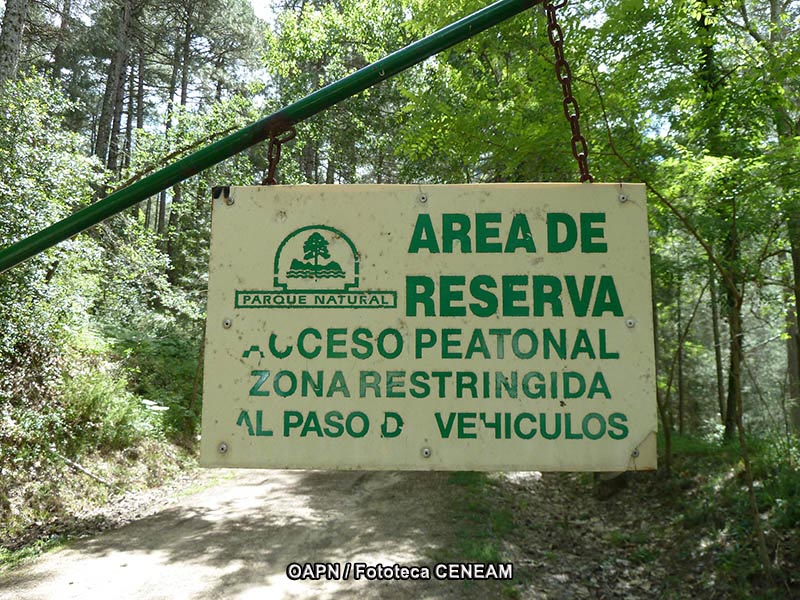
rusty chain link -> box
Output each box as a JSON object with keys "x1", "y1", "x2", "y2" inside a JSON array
[
  {"x1": 542, "y1": 0, "x2": 593, "y2": 183},
  {"x1": 262, "y1": 127, "x2": 297, "y2": 186}
]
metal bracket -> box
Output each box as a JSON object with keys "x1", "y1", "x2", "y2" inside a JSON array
[{"x1": 212, "y1": 186, "x2": 231, "y2": 201}]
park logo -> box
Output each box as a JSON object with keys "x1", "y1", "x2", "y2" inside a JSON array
[{"x1": 235, "y1": 225, "x2": 397, "y2": 309}]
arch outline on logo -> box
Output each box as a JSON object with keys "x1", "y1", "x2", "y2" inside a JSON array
[{"x1": 273, "y1": 225, "x2": 360, "y2": 291}]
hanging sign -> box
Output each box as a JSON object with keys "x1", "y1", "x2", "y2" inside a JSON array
[{"x1": 200, "y1": 184, "x2": 656, "y2": 471}]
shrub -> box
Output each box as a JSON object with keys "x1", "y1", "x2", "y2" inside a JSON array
[{"x1": 60, "y1": 369, "x2": 154, "y2": 453}]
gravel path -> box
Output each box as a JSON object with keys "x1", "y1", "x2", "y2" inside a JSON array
[{"x1": 0, "y1": 470, "x2": 498, "y2": 600}]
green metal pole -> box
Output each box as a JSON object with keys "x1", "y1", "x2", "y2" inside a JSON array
[{"x1": 0, "y1": 0, "x2": 536, "y2": 275}]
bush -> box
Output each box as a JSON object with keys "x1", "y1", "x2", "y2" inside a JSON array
[
  {"x1": 105, "y1": 321, "x2": 203, "y2": 440},
  {"x1": 60, "y1": 369, "x2": 155, "y2": 453}
]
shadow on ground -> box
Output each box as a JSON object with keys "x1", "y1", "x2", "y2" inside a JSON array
[{"x1": 0, "y1": 470, "x2": 471, "y2": 600}]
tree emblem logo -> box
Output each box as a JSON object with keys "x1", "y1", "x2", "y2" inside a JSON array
[
  {"x1": 287, "y1": 232, "x2": 346, "y2": 280},
  {"x1": 234, "y1": 225, "x2": 396, "y2": 309},
  {"x1": 273, "y1": 225, "x2": 358, "y2": 291}
]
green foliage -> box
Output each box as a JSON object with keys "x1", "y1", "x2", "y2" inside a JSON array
[
  {"x1": 265, "y1": 0, "x2": 409, "y2": 184},
  {"x1": 435, "y1": 472, "x2": 515, "y2": 565},
  {"x1": 106, "y1": 321, "x2": 203, "y2": 439},
  {"x1": 119, "y1": 93, "x2": 260, "y2": 299},
  {"x1": 0, "y1": 536, "x2": 67, "y2": 574},
  {"x1": 666, "y1": 432, "x2": 800, "y2": 589},
  {"x1": 0, "y1": 74, "x2": 107, "y2": 517},
  {"x1": 59, "y1": 369, "x2": 153, "y2": 452},
  {"x1": 1, "y1": 3, "x2": 800, "y2": 588},
  {"x1": 0, "y1": 73, "x2": 102, "y2": 401},
  {"x1": 397, "y1": 0, "x2": 574, "y2": 182}
]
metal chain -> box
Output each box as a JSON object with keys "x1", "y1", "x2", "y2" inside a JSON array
[
  {"x1": 262, "y1": 127, "x2": 297, "y2": 185},
  {"x1": 542, "y1": 0, "x2": 593, "y2": 183}
]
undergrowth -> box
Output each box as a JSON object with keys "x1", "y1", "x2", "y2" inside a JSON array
[
  {"x1": 443, "y1": 434, "x2": 799, "y2": 599},
  {"x1": 0, "y1": 321, "x2": 201, "y2": 570},
  {"x1": 662, "y1": 433, "x2": 800, "y2": 596},
  {"x1": 433, "y1": 471, "x2": 518, "y2": 597},
  {"x1": 0, "y1": 438, "x2": 195, "y2": 573},
  {"x1": 439, "y1": 471, "x2": 515, "y2": 563}
]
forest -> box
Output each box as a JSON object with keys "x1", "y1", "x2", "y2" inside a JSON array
[{"x1": 0, "y1": 0, "x2": 798, "y2": 595}]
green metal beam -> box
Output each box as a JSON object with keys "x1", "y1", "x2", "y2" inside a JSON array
[{"x1": 0, "y1": 0, "x2": 537, "y2": 274}]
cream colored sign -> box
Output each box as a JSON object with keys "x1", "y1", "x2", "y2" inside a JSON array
[{"x1": 200, "y1": 184, "x2": 656, "y2": 471}]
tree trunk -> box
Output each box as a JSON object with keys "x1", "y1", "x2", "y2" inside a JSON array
[
  {"x1": 0, "y1": 0, "x2": 28, "y2": 88},
  {"x1": 94, "y1": 63, "x2": 116, "y2": 160},
  {"x1": 157, "y1": 190, "x2": 167, "y2": 235},
  {"x1": 376, "y1": 151, "x2": 384, "y2": 184},
  {"x1": 51, "y1": 0, "x2": 71, "y2": 81},
  {"x1": 136, "y1": 49, "x2": 144, "y2": 130},
  {"x1": 137, "y1": 49, "x2": 148, "y2": 224},
  {"x1": 179, "y1": 17, "x2": 192, "y2": 107},
  {"x1": 301, "y1": 141, "x2": 316, "y2": 183},
  {"x1": 724, "y1": 289, "x2": 743, "y2": 442},
  {"x1": 677, "y1": 279, "x2": 685, "y2": 435},
  {"x1": 95, "y1": 0, "x2": 133, "y2": 165},
  {"x1": 164, "y1": 37, "x2": 180, "y2": 129},
  {"x1": 696, "y1": 0, "x2": 775, "y2": 581},
  {"x1": 789, "y1": 214, "x2": 800, "y2": 431},
  {"x1": 123, "y1": 64, "x2": 134, "y2": 171},
  {"x1": 785, "y1": 295, "x2": 800, "y2": 432},
  {"x1": 709, "y1": 262, "x2": 726, "y2": 422},
  {"x1": 158, "y1": 36, "x2": 181, "y2": 238},
  {"x1": 106, "y1": 60, "x2": 128, "y2": 173},
  {"x1": 165, "y1": 184, "x2": 182, "y2": 283},
  {"x1": 722, "y1": 210, "x2": 742, "y2": 442},
  {"x1": 325, "y1": 156, "x2": 335, "y2": 184},
  {"x1": 763, "y1": 0, "x2": 800, "y2": 433},
  {"x1": 89, "y1": 113, "x2": 97, "y2": 157},
  {"x1": 166, "y1": 18, "x2": 193, "y2": 276},
  {"x1": 697, "y1": 3, "x2": 743, "y2": 442},
  {"x1": 215, "y1": 72, "x2": 223, "y2": 102},
  {"x1": 781, "y1": 248, "x2": 800, "y2": 408},
  {"x1": 652, "y1": 260, "x2": 671, "y2": 474}
]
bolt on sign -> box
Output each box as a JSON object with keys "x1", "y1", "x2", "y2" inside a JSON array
[{"x1": 200, "y1": 184, "x2": 656, "y2": 471}]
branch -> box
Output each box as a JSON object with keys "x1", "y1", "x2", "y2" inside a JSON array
[
  {"x1": 589, "y1": 69, "x2": 742, "y2": 303},
  {"x1": 759, "y1": 277, "x2": 793, "y2": 289},
  {"x1": 754, "y1": 228, "x2": 786, "y2": 267},
  {"x1": 722, "y1": 5, "x2": 774, "y2": 58},
  {"x1": 661, "y1": 281, "x2": 710, "y2": 412},
  {"x1": 48, "y1": 446, "x2": 122, "y2": 491},
  {"x1": 108, "y1": 125, "x2": 238, "y2": 194}
]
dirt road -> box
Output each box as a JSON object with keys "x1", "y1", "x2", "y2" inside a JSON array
[
  {"x1": 5, "y1": 467, "x2": 791, "y2": 599},
  {"x1": 0, "y1": 470, "x2": 498, "y2": 600}
]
